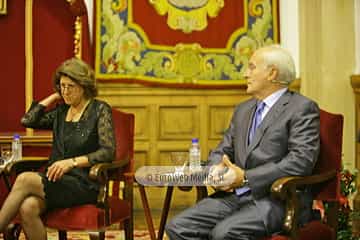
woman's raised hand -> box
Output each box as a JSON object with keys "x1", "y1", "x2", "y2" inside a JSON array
[{"x1": 39, "y1": 92, "x2": 62, "y2": 107}]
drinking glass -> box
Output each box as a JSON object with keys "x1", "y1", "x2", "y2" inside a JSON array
[
  {"x1": 170, "y1": 152, "x2": 188, "y2": 174},
  {"x1": 0, "y1": 145, "x2": 12, "y2": 165}
]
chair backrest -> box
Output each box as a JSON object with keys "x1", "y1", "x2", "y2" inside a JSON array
[
  {"x1": 111, "y1": 108, "x2": 135, "y2": 196},
  {"x1": 312, "y1": 109, "x2": 343, "y2": 201}
]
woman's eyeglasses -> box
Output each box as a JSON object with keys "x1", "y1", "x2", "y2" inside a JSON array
[{"x1": 59, "y1": 84, "x2": 77, "y2": 92}]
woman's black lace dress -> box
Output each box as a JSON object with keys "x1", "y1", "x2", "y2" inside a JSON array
[{"x1": 21, "y1": 99, "x2": 116, "y2": 210}]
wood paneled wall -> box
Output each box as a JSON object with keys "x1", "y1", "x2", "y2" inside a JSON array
[{"x1": 98, "y1": 84, "x2": 248, "y2": 168}]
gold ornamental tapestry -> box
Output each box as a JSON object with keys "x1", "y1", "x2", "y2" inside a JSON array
[{"x1": 95, "y1": 0, "x2": 279, "y2": 87}]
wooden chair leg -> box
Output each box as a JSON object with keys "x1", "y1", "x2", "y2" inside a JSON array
[
  {"x1": 124, "y1": 217, "x2": 134, "y2": 240},
  {"x1": 89, "y1": 231, "x2": 105, "y2": 240},
  {"x1": 326, "y1": 201, "x2": 339, "y2": 233},
  {"x1": 58, "y1": 230, "x2": 67, "y2": 240}
]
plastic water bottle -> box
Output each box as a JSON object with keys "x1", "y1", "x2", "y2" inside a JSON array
[
  {"x1": 11, "y1": 134, "x2": 22, "y2": 161},
  {"x1": 189, "y1": 138, "x2": 201, "y2": 172}
]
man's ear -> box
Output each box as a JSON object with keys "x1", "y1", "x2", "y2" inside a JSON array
[{"x1": 267, "y1": 65, "x2": 278, "y2": 82}]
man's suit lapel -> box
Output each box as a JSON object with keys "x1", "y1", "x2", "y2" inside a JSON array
[
  {"x1": 245, "y1": 91, "x2": 292, "y2": 160},
  {"x1": 238, "y1": 100, "x2": 257, "y2": 167}
]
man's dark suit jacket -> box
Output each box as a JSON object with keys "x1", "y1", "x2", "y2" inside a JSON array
[{"x1": 208, "y1": 90, "x2": 320, "y2": 233}]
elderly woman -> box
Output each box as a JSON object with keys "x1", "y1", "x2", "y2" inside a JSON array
[{"x1": 0, "y1": 58, "x2": 115, "y2": 240}]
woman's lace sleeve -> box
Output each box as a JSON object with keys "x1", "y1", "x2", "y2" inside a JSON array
[
  {"x1": 87, "y1": 103, "x2": 116, "y2": 164},
  {"x1": 21, "y1": 101, "x2": 56, "y2": 130}
]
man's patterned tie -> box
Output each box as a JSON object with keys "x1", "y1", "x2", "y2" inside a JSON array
[
  {"x1": 235, "y1": 101, "x2": 266, "y2": 196},
  {"x1": 248, "y1": 101, "x2": 266, "y2": 144}
]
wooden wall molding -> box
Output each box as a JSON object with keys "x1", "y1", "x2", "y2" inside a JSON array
[
  {"x1": 0, "y1": 0, "x2": 7, "y2": 15},
  {"x1": 25, "y1": 0, "x2": 33, "y2": 135},
  {"x1": 351, "y1": 74, "x2": 360, "y2": 171},
  {"x1": 351, "y1": 75, "x2": 360, "y2": 90},
  {"x1": 351, "y1": 74, "x2": 360, "y2": 236}
]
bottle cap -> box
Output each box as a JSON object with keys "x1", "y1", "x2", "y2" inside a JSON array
[
  {"x1": 191, "y1": 138, "x2": 199, "y2": 143},
  {"x1": 14, "y1": 133, "x2": 20, "y2": 140}
]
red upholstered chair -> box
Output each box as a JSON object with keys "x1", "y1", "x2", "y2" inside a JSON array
[
  {"x1": 192, "y1": 109, "x2": 343, "y2": 240},
  {"x1": 259, "y1": 109, "x2": 343, "y2": 240},
  {"x1": 5, "y1": 109, "x2": 135, "y2": 240}
]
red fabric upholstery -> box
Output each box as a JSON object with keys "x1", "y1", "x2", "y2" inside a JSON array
[
  {"x1": 44, "y1": 109, "x2": 135, "y2": 237},
  {"x1": 298, "y1": 221, "x2": 336, "y2": 240},
  {"x1": 45, "y1": 196, "x2": 131, "y2": 230},
  {"x1": 260, "y1": 110, "x2": 343, "y2": 240},
  {"x1": 261, "y1": 221, "x2": 336, "y2": 240},
  {"x1": 111, "y1": 108, "x2": 135, "y2": 197},
  {"x1": 313, "y1": 110, "x2": 343, "y2": 201}
]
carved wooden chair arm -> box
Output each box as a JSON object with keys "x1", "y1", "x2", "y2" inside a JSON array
[
  {"x1": 270, "y1": 170, "x2": 337, "y2": 237},
  {"x1": 123, "y1": 172, "x2": 134, "y2": 183},
  {"x1": 89, "y1": 157, "x2": 131, "y2": 208},
  {"x1": 89, "y1": 157, "x2": 130, "y2": 183}
]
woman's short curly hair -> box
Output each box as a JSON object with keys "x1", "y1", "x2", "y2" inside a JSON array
[{"x1": 53, "y1": 58, "x2": 98, "y2": 99}]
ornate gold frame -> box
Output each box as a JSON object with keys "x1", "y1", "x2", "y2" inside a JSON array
[{"x1": 0, "y1": 0, "x2": 7, "y2": 15}]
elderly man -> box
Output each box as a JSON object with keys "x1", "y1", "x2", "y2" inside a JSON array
[{"x1": 165, "y1": 45, "x2": 320, "y2": 240}]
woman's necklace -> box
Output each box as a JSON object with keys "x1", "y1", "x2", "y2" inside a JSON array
[
  {"x1": 68, "y1": 108, "x2": 80, "y2": 122},
  {"x1": 67, "y1": 100, "x2": 90, "y2": 122}
]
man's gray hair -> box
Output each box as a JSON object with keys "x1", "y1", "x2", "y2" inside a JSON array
[{"x1": 260, "y1": 44, "x2": 296, "y2": 85}]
